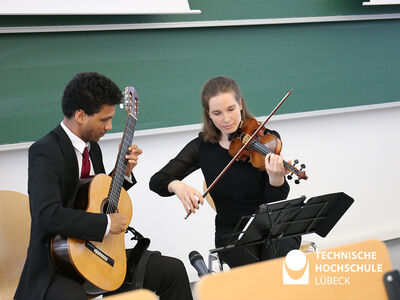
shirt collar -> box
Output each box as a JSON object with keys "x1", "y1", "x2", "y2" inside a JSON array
[{"x1": 60, "y1": 121, "x2": 90, "y2": 154}]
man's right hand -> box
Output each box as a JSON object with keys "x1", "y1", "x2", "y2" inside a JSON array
[{"x1": 109, "y1": 213, "x2": 127, "y2": 234}]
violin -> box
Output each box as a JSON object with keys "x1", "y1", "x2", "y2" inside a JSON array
[{"x1": 229, "y1": 118, "x2": 307, "y2": 183}]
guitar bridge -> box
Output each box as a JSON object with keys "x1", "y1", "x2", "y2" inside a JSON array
[{"x1": 85, "y1": 241, "x2": 115, "y2": 267}]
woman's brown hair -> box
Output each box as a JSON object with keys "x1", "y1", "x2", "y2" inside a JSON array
[{"x1": 201, "y1": 76, "x2": 253, "y2": 143}]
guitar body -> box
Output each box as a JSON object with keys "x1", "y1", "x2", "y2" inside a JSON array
[{"x1": 51, "y1": 174, "x2": 133, "y2": 294}]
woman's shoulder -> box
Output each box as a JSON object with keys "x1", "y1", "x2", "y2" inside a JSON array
[
  {"x1": 177, "y1": 133, "x2": 203, "y2": 155},
  {"x1": 186, "y1": 133, "x2": 203, "y2": 145},
  {"x1": 188, "y1": 132, "x2": 206, "y2": 144},
  {"x1": 196, "y1": 132, "x2": 220, "y2": 148},
  {"x1": 183, "y1": 132, "x2": 217, "y2": 152}
]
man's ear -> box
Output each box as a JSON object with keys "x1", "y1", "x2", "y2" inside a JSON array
[{"x1": 74, "y1": 109, "x2": 87, "y2": 125}]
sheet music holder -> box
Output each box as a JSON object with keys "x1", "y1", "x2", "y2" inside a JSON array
[{"x1": 210, "y1": 192, "x2": 354, "y2": 260}]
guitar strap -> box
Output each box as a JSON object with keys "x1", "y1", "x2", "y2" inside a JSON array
[
  {"x1": 124, "y1": 226, "x2": 160, "y2": 288},
  {"x1": 130, "y1": 250, "x2": 161, "y2": 289}
]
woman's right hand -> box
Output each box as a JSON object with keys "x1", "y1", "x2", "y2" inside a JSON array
[{"x1": 168, "y1": 180, "x2": 204, "y2": 214}]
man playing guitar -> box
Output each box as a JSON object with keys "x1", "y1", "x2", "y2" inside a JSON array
[{"x1": 14, "y1": 72, "x2": 193, "y2": 300}]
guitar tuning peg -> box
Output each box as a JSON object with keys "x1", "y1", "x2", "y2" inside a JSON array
[
  {"x1": 119, "y1": 103, "x2": 124, "y2": 109},
  {"x1": 293, "y1": 159, "x2": 299, "y2": 166},
  {"x1": 287, "y1": 174, "x2": 293, "y2": 180},
  {"x1": 295, "y1": 179, "x2": 300, "y2": 184}
]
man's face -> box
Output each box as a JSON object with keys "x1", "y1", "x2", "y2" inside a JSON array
[{"x1": 81, "y1": 104, "x2": 115, "y2": 142}]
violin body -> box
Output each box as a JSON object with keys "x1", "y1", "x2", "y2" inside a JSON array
[
  {"x1": 229, "y1": 118, "x2": 307, "y2": 182},
  {"x1": 229, "y1": 118, "x2": 282, "y2": 171}
]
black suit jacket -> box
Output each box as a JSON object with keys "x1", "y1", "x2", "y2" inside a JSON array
[{"x1": 15, "y1": 125, "x2": 135, "y2": 300}]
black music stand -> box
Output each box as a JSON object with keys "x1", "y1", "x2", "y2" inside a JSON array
[{"x1": 209, "y1": 192, "x2": 354, "y2": 261}]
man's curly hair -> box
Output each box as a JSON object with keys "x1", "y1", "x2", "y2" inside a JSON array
[{"x1": 62, "y1": 72, "x2": 122, "y2": 118}]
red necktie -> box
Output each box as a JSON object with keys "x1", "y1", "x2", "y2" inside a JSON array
[{"x1": 80, "y1": 147, "x2": 90, "y2": 179}]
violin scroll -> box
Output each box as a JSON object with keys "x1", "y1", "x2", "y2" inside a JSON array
[{"x1": 286, "y1": 159, "x2": 307, "y2": 184}]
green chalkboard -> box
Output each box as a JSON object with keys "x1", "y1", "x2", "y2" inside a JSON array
[
  {"x1": 1, "y1": 0, "x2": 400, "y2": 27},
  {"x1": 1, "y1": 21, "x2": 400, "y2": 144}
]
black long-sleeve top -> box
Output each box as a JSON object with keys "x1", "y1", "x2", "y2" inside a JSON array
[{"x1": 149, "y1": 133, "x2": 290, "y2": 247}]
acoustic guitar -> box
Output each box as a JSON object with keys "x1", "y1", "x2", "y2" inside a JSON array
[{"x1": 51, "y1": 86, "x2": 139, "y2": 294}]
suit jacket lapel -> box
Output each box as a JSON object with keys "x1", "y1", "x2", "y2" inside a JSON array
[
  {"x1": 51, "y1": 125, "x2": 81, "y2": 208},
  {"x1": 52, "y1": 124, "x2": 79, "y2": 183},
  {"x1": 53, "y1": 125, "x2": 106, "y2": 176}
]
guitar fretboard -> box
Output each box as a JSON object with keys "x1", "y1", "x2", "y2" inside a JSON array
[{"x1": 107, "y1": 113, "x2": 137, "y2": 213}]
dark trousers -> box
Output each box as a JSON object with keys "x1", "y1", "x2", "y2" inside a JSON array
[
  {"x1": 219, "y1": 236, "x2": 301, "y2": 268},
  {"x1": 44, "y1": 252, "x2": 193, "y2": 300}
]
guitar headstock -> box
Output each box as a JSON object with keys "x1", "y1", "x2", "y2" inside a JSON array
[{"x1": 123, "y1": 86, "x2": 139, "y2": 119}]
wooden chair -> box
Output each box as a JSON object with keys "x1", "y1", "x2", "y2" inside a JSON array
[
  {"x1": 103, "y1": 289, "x2": 158, "y2": 299},
  {"x1": 194, "y1": 239, "x2": 396, "y2": 300},
  {"x1": 0, "y1": 190, "x2": 151, "y2": 300},
  {"x1": 0, "y1": 190, "x2": 31, "y2": 300}
]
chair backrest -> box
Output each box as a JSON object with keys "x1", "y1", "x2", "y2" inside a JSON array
[
  {"x1": 203, "y1": 181, "x2": 216, "y2": 211},
  {"x1": 103, "y1": 289, "x2": 158, "y2": 299},
  {"x1": 194, "y1": 239, "x2": 394, "y2": 300},
  {"x1": 0, "y1": 190, "x2": 31, "y2": 300}
]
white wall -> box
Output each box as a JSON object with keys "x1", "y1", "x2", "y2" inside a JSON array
[{"x1": 1, "y1": 103, "x2": 399, "y2": 281}]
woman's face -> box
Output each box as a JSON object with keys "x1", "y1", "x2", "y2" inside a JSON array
[{"x1": 208, "y1": 92, "x2": 242, "y2": 138}]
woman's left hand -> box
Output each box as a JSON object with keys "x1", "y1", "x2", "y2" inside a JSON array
[{"x1": 265, "y1": 153, "x2": 288, "y2": 187}]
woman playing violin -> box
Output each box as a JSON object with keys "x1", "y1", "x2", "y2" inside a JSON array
[{"x1": 149, "y1": 76, "x2": 301, "y2": 268}]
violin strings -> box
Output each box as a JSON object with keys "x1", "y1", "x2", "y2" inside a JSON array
[{"x1": 250, "y1": 140, "x2": 298, "y2": 175}]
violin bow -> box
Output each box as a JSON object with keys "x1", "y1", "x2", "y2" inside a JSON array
[{"x1": 185, "y1": 89, "x2": 293, "y2": 219}]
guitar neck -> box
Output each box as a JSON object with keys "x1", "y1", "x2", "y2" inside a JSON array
[{"x1": 107, "y1": 113, "x2": 137, "y2": 213}]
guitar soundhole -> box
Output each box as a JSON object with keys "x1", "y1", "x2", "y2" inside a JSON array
[{"x1": 102, "y1": 199, "x2": 119, "y2": 214}]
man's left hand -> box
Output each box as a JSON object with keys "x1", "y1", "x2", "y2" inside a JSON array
[{"x1": 125, "y1": 144, "x2": 143, "y2": 176}]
